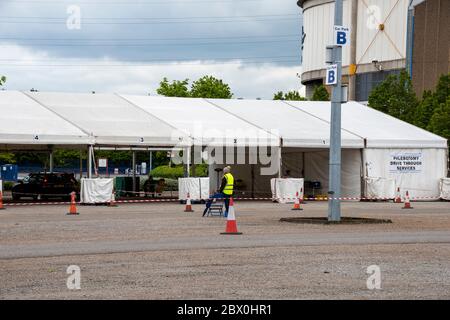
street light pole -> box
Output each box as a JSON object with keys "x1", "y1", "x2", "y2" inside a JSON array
[{"x1": 328, "y1": 0, "x2": 343, "y2": 222}]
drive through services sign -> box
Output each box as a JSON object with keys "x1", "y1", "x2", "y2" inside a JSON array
[
  {"x1": 326, "y1": 64, "x2": 338, "y2": 85},
  {"x1": 334, "y1": 25, "x2": 350, "y2": 46},
  {"x1": 389, "y1": 153, "x2": 423, "y2": 173}
]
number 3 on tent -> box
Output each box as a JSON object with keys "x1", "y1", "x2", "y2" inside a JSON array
[{"x1": 139, "y1": 137, "x2": 144, "y2": 143}]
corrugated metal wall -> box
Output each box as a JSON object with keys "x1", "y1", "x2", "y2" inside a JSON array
[{"x1": 302, "y1": 0, "x2": 408, "y2": 73}]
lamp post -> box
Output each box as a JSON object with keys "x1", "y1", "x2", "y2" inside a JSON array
[{"x1": 328, "y1": 0, "x2": 344, "y2": 222}]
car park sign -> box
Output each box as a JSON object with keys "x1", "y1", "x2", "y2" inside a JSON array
[
  {"x1": 326, "y1": 64, "x2": 338, "y2": 85},
  {"x1": 333, "y1": 25, "x2": 350, "y2": 46}
]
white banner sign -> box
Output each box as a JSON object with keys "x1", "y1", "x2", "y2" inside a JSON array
[{"x1": 389, "y1": 153, "x2": 422, "y2": 173}]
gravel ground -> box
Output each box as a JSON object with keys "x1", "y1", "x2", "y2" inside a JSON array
[{"x1": 1, "y1": 200, "x2": 449, "y2": 299}]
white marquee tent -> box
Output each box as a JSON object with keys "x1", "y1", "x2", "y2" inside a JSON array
[{"x1": 0, "y1": 90, "x2": 447, "y2": 200}]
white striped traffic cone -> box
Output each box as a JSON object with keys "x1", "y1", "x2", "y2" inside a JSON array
[
  {"x1": 402, "y1": 191, "x2": 413, "y2": 209},
  {"x1": 394, "y1": 187, "x2": 402, "y2": 203},
  {"x1": 292, "y1": 192, "x2": 303, "y2": 211},
  {"x1": 220, "y1": 198, "x2": 242, "y2": 235},
  {"x1": 184, "y1": 192, "x2": 194, "y2": 212}
]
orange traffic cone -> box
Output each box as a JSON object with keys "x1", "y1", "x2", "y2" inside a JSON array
[
  {"x1": 184, "y1": 193, "x2": 194, "y2": 212},
  {"x1": 292, "y1": 192, "x2": 303, "y2": 211},
  {"x1": 221, "y1": 198, "x2": 242, "y2": 235},
  {"x1": 0, "y1": 191, "x2": 5, "y2": 210},
  {"x1": 402, "y1": 191, "x2": 413, "y2": 209},
  {"x1": 66, "y1": 192, "x2": 79, "y2": 215},
  {"x1": 394, "y1": 187, "x2": 402, "y2": 203},
  {"x1": 108, "y1": 189, "x2": 118, "y2": 207}
]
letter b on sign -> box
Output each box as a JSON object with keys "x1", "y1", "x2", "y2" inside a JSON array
[
  {"x1": 334, "y1": 25, "x2": 350, "y2": 46},
  {"x1": 337, "y1": 32, "x2": 346, "y2": 45},
  {"x1": 326, "y1": 64, "x2": 338, "y2": 85}
]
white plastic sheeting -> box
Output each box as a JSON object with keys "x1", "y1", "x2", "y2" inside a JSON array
[
  {"x1": 304, "y1": 149, "x2": 362, "y2": 198},
  {"x1": 271, "y1": 178, "x2": 304, "y2": 203},
  {"x1": 365, "y1": 177, "x2": 396, "y2": 199},
  {"x1": 0, "y1": 91, "x2": 90, "y2": 147},
  {"x1": 178, "y1": 177, "x2": 210, "y2": 201},
  {"x1": 80, "y1": 178, "x2": 114, "y2": 204},
  {"x1": 440, "y1": 178, "x2": 450, "y2": 200},
  {"x1": 120, "y1": 95, "x2": 278, "y2": 147},
  {"x1": 286, "y1": 101, "x2": 447, "y2": 149},
  {"x1": 207, "y1": 99, "x2": 364, "y2": 148},
  {"x1": 27, "y1": 92, "x2": 191, "y2": 147},
  {"x1": 363, "y1": 148, "x2": 447, "y2": 200}
]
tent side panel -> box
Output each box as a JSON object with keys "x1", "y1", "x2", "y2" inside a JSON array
[
  {"x1": 304, "y1": 149, "x2": 362, "y2": 198},
  {"x1": 363, "y1": 148, "x2": 447, "y2": 199}
]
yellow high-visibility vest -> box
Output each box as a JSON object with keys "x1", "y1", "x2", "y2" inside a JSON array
[{"x1": 223, "y1": 173, "x2": 234, "y2": 195}]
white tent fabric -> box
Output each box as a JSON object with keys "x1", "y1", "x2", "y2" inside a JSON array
[
  {"x1": 207, "y1": 99, "x2": 364, "y2": 148},
  {"x1": 26, "y1": 92, "x2": 191, "y2": 147},
  {"x1": 178, "y1": 177, "x2": 210, "y2": 201},
  {"x1": 365, "y1": 177, "x2": 396, "y2": 199},
  {"x1": 119, "y1": 95, "x2": 279, "y2": 147},
  {"x1": 364, "y1": 148, "x2": 447, "y2": 200},
  {"x1": 0, "y1": 91, "x2": 90, "y2": 147},
  {"x1": 440, "y1": 178, "x2": 450, "y2": 200},
  {"x1": 80, "y1": 178, "x2": 114, "y2": 203},
  {"x1": 270, "y1": 178, "x2": 304, "y2": 203},
  {"x1": 285, "y1": 101, "x2": 447, "y2": 148}
]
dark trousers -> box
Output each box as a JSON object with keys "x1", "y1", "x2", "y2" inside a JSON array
[{"x1": 203, "y1": 193, "x2": 231, "y2": 216}]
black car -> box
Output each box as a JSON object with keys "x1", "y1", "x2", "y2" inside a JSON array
[{"x1": 12, "y1": 172, "x2": 79, "y2": 200}]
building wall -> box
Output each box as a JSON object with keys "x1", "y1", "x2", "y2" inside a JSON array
[
  {"x1": 300, "y1": 0, "x2": 409, "y2": 101},
  {"x1": 412, "y1": 0, "x2": 450, "y2": 97}
]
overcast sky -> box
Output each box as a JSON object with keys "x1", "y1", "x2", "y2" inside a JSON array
[{"x1": 0, "y1": 0, "x2": 303, "y2": 99}]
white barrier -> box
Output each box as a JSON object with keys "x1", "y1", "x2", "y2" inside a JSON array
[
  {"x1": 440, "y1": 178, "x2": 450, "y2": 200},
  {"x1": 271, "y1": 178, "x2": 304, "y2": 204},
  {"x1": 178, "y1": 177, "x2": 210, "y2": 201},
  {"x1": 80, "y1": 178, "x2": 114, "y2": 204}
]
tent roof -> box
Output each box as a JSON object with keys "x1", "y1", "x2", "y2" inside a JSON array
[
  {"x1": 206, "y1": 98, "x2": 364, "y2": 148},
  {"x1": 285, "y1": 101, "x2": 448, "y2": 148},
  {"x1": 0, "y1": 91, "x2": 446, "y2": 150},
  {"x1": 0, "y1": 91, "x2": 90, "y2": 149},
  {"x1": 26, "y1": 92, "x2": 191, "y2": 147},
  {"x1": 120, "y1": 95, "x2": 279, "y2": 147}
]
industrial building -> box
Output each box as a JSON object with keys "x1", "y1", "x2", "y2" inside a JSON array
[
  {"x1": 297, "y1": 0, "x2": 409, "y2": 101},
  {"x1": 410, "y1": 0, "x2": 449, "y2": 97}
]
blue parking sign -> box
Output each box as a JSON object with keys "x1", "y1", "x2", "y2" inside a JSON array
[
  {"x1": 326, "y1": 64, "x2": 338, "y2": 85},
  {"x1": 334, "y1": 25, "x2": 350, "y2": 46}
]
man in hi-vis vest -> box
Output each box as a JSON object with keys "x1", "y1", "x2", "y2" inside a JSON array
[{"x1": 219, "y1": 166, "x2": 234, "y2": 217}]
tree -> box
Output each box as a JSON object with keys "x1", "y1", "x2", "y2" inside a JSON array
[
  {"x1": 273, "y1": 90, "x2": 306, "y2": 101},
  {"x1": 368, "y1": 70, "x2": 418, "y2": 123},
  {"x1": 190, "y1": 75, "x2": 233, "y2": 99},
  {"x1": 0, "y1": 76, "x2": 6, "y2": 86},
  {"x1": 433, "y1": 73, "x2": 449, "y2": 105},
  {"x1": 428, "y1": 96, "x2": 450, "y2": 141},
  {"x1": 414, "y1": 91, "x2": 438, "y2": 129},
  {"x1": 311, "y1": 85, "x2": 330, "y2": 101},
  {"x1": 156, "y1": 77, "x2": 190, "y2": 97}
]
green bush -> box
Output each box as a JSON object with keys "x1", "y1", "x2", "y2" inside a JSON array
[
  {"x1": 2, "y1": 181, "x2": 14, "y2": 191},
  {"x1": 150, "y1": 164, "x2": 208, "y2": 180},
  {"x1": 150, "y1": 165, "x2": 185, "y2": 179}
]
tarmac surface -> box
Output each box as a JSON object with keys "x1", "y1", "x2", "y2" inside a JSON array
[{"x1": 1, "y1": 200, "x2": 449, "y2": 299}]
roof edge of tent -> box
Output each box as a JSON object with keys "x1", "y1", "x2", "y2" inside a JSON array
[
  {"x1": 346, "y1": 101, "x2": 449, "y2": 144},
  {"x1": 281, "y1": 100, "x2": 367, "y2": 142}
]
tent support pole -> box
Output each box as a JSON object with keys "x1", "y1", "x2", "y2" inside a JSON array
[
  {"x1": 87, "y1": 145, "x2": 93, "y2": 178},
  {"x1": 132, "y1": 151, "x2": 136, "y2": 192},
  {"x1": 278, "y1": 146, "x2": 282, "y2": 178},
  {"x1": 191, "y1": 147, "x2": 196, "y2": 177},
  {"x1": 49, "y1": 151, "x2": 54, "y2": 173},
  {"x1": 186, "y1": 147, "x2": 191, "y2": 177},
  {"x1": 79, "y1": 150, "x2": 83, "y2": 179}
]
